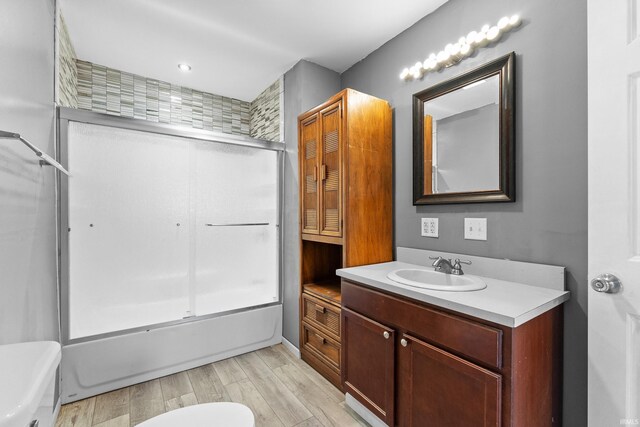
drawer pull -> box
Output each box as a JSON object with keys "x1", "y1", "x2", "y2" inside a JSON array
[
  {"x1": 401, "y1": 338, "x2": 408, "y2": 347},
  {"x1": 315, "y1": 333, "x2": 326, "y2": 344},
  {"x1": 314, "y1": 304, "x2": 326, "y2": 314},
  {"x1": 383, "y1": 331, "x2": 390, "y2": 339}
]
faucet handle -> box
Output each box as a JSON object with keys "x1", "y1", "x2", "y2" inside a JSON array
[{"x1": 452, "y1": 259, "x2": 471, "y2": 275}]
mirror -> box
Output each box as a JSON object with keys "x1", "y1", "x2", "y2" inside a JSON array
[{"x1": 413, "y1": 52, "x2": 515, "y2": 204}]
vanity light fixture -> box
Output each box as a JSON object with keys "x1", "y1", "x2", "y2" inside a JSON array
[
  {"x1": 178, "y1": 63, "x2": 192, "y2": 72},
  {"x1": 399, "y1": 14, "x2": 521, "y2": 81}
]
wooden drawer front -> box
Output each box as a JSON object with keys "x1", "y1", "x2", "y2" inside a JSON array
[
  {"x1": 342, "y1": 280, "x2": 503, "y2": 369},
  {"x1": 302, "y1": 293, "x2": 340, "y2": 339},
  {"x1": 302, "y1": 323, "x2": 340, "y2": 370}
]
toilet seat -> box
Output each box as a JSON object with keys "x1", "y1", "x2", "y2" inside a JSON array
[{"x1": 137, "y1": 402, "x2": 255, "y2": 427}]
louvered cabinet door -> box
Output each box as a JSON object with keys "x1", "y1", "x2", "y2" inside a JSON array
[
  {"x1": 300, "y1": 115, "x2": 320, "y2": 234},
  {"x1": 319, "y1": 101, "x2": 343, "y2": 237}
]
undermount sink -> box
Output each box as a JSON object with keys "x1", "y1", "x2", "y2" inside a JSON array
[{"x1": 387, "y1": 268, "x2": 487, "y2": 292}]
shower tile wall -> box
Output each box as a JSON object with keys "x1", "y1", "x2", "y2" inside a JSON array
[
  {"x1": 250, "y1": 78, "x2": 283, "y2": 142},
  {"x1": 57, "y1": 13, "x2": 78, "y2": 108},
  {"x1": 75, "y1": 60, "x2": 252, "y2": 137}
]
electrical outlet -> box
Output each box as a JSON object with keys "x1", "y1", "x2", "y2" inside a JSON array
[
  {"x1": 464, "y1": 218, "x2": 487, "y2": 241},
  {"x1": 421, "y1": 218, "x2": 439, "y2": 238}
]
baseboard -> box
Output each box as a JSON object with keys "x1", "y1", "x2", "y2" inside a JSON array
[
  {"x1": 345, "y1": 393, "x2": 387, "y2": 427},
  {"x1": 281, "y1": 337, "x2": 301, "y2": 358}
]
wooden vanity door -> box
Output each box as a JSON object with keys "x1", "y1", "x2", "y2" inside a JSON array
[
  {"x1": 398, "y1": 334, "x2": 502, "y2": 427},
  {"x1": 318, "y1": 100, "x2": 343, "y2": 237},
  {"x1": 342, "y1": 308, "x2": 395, "y2": 425},
  {"x1": 299, "y1": 114, "x2": 320, "y2": 235}
]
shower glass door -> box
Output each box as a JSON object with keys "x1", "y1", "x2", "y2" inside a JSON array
[
  {"x1": 193, "y1": 141, "x2": 279, "y2": 316},
  {"x1": 67, "y1": 123, "x2": 191, "y2": 339},
  {"x1": 65, "y1": 121, "x2": 281, "y2": 341}
]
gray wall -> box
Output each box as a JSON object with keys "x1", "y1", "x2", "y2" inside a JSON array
[
  {"x1": 282, "y1": 60, "x2": 340, "y2": 347},
  {"x1": 341, "y1": 0, "x2": 587, "y2": 425},
  {"x1": 0, "y1": 0, "x2": 59, "y2": 344}
]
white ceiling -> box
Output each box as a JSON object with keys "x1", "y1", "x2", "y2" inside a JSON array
[{"x1": 60, "y1": 0, "x2": 448, "y2": 101}]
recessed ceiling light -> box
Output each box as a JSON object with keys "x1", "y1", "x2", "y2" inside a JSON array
[{"x1": 178, "y1": 63, "x2": 192, "y2": 72}]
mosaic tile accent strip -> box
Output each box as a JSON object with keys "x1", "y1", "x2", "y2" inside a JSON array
[
  {"x1": 75, "y1": 60, "x2": 253, "y2": 137},
  {"x1": 57, "y1": 13, "x2": 77, "y2": 108},
  {"x1": 250, "y1": 78, "x2": 282, "y2": 142}
]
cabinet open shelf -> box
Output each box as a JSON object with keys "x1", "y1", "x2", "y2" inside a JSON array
[{"x1": 303, "y1": 279, "x2": 342, "y2": 305}]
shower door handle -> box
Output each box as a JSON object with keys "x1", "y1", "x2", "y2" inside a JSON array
[{"x1": 205, "y1": 223, "x2": 270, "y2": 227}]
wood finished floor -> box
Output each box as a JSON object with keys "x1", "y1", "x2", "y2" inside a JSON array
[{"x1": 55, "y1": 344, "x2": 368, "y2": 427}]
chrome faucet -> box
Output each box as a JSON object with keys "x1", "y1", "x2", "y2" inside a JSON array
[{"x1": 430, "y1": 256, "x2": 472, "y2": 275}]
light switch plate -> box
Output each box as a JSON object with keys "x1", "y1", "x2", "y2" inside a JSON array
[
  {"x1": 464, "y1": 218, "x2": 487, "y2": 241},
  {"x1": 421, "y1": 218, "x2": 439, "y2": 238}
]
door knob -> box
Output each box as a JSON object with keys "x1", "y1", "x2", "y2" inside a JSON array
[
  {"x1": 400, "y1": 338, "x2": 408, "y2": 347},
  {"x1": 383, "y1": 331, "x2": 390, "y2": 339},
  {"x1": 591, "y1": 273, "x2": 621, "y2": 293}
]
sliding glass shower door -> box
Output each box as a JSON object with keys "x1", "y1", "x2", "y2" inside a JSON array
[
  {"x1": 193, "y1": 141, "x2": 279, "y2": 316},
  {"x1": 66, "y1": 122, "x2": 280, "y2": 340}
]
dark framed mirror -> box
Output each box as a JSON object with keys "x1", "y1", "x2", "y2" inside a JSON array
[{"x1": 413, "y1": 52, "x2": 515, "y2": 205}]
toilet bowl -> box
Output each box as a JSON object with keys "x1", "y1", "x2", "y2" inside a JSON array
[{"x1": 137, "y1": 402, "x2": 255, "y2": 427}]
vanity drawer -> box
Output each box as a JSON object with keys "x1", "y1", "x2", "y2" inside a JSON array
[
  {"x1": 302, "y1": 292, "x2": 341, "y2": 339},
  {"x1": 342, "y1": 280, "x2": 503, "y2": 369},
  {"x1": 302, "y1": 323, "x2": 341, "y2": 371}
]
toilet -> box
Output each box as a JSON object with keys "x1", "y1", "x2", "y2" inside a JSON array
[{"x1": 137, "y1": 402, "x2": 255, "y2": 427}]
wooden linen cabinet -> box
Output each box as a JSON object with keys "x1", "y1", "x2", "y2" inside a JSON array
[{"x1": 298, "y1": 89, "x2": 393, "y2": 389}]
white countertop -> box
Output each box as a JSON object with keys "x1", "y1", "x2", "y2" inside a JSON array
[{"x1": 337, "y1": 261, "x2": 570, "y2": 327}]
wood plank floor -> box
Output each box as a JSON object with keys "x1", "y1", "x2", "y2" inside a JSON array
[{"x1": 55, "y1": 344, "x2": 368, "y2": 427}]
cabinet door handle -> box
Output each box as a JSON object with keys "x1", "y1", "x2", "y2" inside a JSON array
[
  {"x1": 313, "y1": 166, "x2": 318, "y2": 182},
  {"x1": 315, "y1": 333, "x2": 326, "y2": 344},
  {"x1": 321, "y1": 164, "x2": 327, "y2": 181},
  {"x1": 383, "y1": 331, "x2": 390, "y2": 339},
  {"x1": 400, "y1": 338, "x2": 408, "y2": 347},
  {"x1": 314, "y1": 304, "x2": 326, "y2": 314}
]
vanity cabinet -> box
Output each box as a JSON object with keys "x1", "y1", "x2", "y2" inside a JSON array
[
  {"x1": 298, "y1": 89, "x2": 393, "y2": 389},
  {"x1": 341, "y1": 280, "x2": 562, "y2": 427}
]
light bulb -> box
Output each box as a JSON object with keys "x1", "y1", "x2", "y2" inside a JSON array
[
  {"x1": 509, "y1": 14, "x2": 521, "y2": 27},
  {"x1": 460, "y1": 43, "x2": 472, "y2": 57},
  {"x1": 436, "y1": 50, "x2": 450, "y2": 64},
  {"x1": 445, "y1": 43, "x2": 454, "y2": 55},
  {"x1": 497, "y1": 16, "x2": 510, "y2": 30},
  {"x1": 466, "y1": 31, "x2": 478, "y2": 45},
  {"x1": 475, "y1": 31, "x2": 487, "y2": 46},
  {"x1": 487, "y1": 26, "x2": 501, "y2": 42},
  {"x1": 414, "y1": 61, "x2": 423, "y2": 70},
  {"x1": 458, "y1": 37, "x2": 467, "y2": 45},
  {"x1": 481, "y1": 24, "x2": 490, "y2": 33},
  {"x1": 400, "y1": 68, "x2": 410, "y2": 80},
  {"x1": 177, "y1": 63, "x2": 192, "y2": 72}
]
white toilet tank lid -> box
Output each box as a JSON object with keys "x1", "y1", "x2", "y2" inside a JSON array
[{"x1": 137, "y1": 402, "x2": 255, "y2": 427}]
